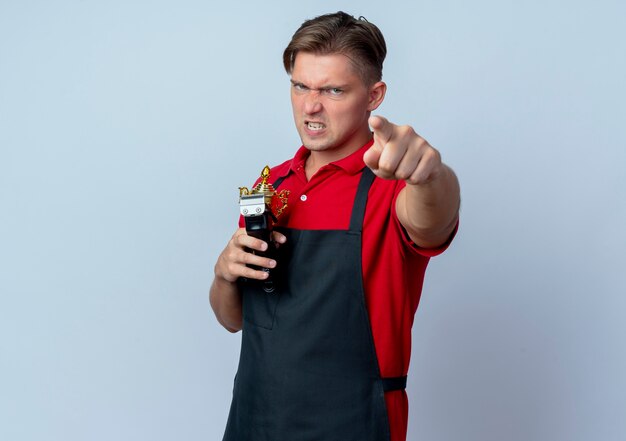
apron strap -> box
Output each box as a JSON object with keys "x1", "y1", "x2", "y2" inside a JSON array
[
  {"x1": 349, "y1": 168, "x2": 405, "y2": 392},
  {"x1": 349, "y1": 167, "x2": 375, "y2": 232},
  {"x1": 273, "y1": 175, "x2": 286, "y2": 189},
  {"x1": 382, "y1": 375, "x2": 407, "y2": 392}
]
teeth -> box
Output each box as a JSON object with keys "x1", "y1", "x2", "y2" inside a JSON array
[{"x1": 307, "y1": 122, "x2": 325, "y2": 131}]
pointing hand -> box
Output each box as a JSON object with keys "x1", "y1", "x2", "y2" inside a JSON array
[{"x1": 364, "y1": 115, "x2": 443, "y2": 185}]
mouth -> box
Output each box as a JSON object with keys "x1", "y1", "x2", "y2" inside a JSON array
[{"x1": 305, "y1": 121, "x2": 326, "y2": 132}]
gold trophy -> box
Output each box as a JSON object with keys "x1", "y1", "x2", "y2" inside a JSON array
[{"x1": 239, "y1": 166, "x2": 289, "y2": 292}]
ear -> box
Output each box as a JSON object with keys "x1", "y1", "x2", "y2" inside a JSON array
[{"x1": 367, "y1": 81, "x2": 386, "y2": 111}]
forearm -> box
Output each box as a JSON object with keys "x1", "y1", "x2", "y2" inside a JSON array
[
  {"x1": 209, "y1": 228, "x2": 285, "y2": 333},
  {"x1": 396, "y1": 164, "x2": 460, "y2": 248},
  {"x1": 210, "y1": 276, "x2": 243, "y2": 333}
]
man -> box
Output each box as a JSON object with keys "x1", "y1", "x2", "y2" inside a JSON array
[{"x1": 210, "y1": 11, "x2": 460, "y2": 441}]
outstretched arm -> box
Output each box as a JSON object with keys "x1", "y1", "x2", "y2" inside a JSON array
[{"x1": 363, "y1": 116, "x2": 460, "y2": 249}]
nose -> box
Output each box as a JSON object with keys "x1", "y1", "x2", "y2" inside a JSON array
[{"x1": 303, "y1": 90, "x2": 323, "y2": 115}]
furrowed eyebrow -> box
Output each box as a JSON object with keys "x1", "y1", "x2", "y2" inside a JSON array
[{"x1": 290, "y1": 80, "x2": 349, "y2": 90}]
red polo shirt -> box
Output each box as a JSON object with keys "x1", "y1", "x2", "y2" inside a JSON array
[{"x1": 239, "y1": 139, "x2": 455, "y2": 441}]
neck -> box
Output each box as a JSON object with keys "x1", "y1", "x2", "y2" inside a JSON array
[
  {"x1": 304, "y1": 153, "x2": 326, "y2": 180},
  {"x1": 304, "y1": 145, "x2": 360, "y2": 180},
  {"x1": 304, "y1": 133, "x2": 373, "y2": 180}
]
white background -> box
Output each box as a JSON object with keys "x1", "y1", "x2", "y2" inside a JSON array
[{"x1": 1, "y1": 1, "x2": 624, "y2": 440}]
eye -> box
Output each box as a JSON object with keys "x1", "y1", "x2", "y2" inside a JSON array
[
  {"x1": 292, "y1": 83, "x2": 308, "y2": 93},
  {"x1": 326, "y1": 88, "x2": 343, "y2": 96}
]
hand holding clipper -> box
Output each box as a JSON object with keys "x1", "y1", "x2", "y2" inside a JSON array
[{"x1": 239, "y1": 166, "x2": 289, "y2": 292}]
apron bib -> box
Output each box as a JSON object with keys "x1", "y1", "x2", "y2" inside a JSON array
[{"x1": 223, "y1": 168, "x2": 405, "y2": 441}]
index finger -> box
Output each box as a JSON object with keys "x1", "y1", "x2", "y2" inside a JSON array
[
  {"x1": 369, "y1": 115, "x2": 395, "y2": 144},
  {"x1": 234, "y1": 229, "x2": 269, "y2": 252}
]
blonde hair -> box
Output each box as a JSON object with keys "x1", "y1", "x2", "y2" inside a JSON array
[{"x1": 283, "y1": 11, "x2": 387, "y2": 85}]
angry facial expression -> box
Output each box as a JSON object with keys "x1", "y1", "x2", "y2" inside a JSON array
[{"x1": 290, "y1": 52, "x2": 385, "y2": 161}]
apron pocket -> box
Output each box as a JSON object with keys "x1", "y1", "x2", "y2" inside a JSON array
[{"x1": 241, "y1": 281, "x2": 281, "y2": 330}]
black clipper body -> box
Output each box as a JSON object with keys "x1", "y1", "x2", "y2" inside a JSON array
[{"x1": 238, "y1": 166, "x2": 289, "y2": 293}]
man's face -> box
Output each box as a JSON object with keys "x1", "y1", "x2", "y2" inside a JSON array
[{"x1": 290, "y1": 52, "x2": 383, "y2": 157}]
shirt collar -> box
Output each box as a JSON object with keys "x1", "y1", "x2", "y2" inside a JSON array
[{"x1": 286, "y1": 138, "x2": 375, "y2": 177}]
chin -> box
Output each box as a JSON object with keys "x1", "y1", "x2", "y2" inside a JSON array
[
  {"x1": 299, "y1": 136, "x2": 329, "y2": 151},
  {"x1": 303, "y1": 141, "x2": 333, "y2": 152}
]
